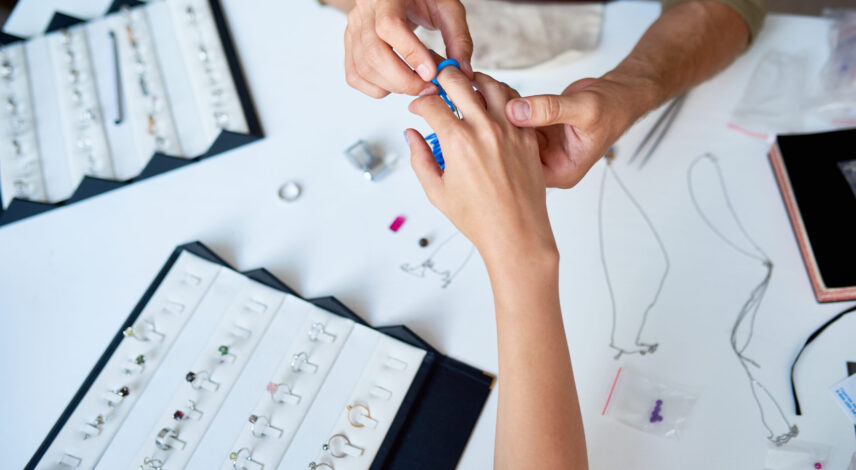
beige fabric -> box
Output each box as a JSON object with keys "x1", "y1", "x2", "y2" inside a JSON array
[
  {"x1": 417, "y1": 0, "x2": 603, "y2": 70},
  {"x1": 660, "y1": 0, "x2": 768, "y2": 43}
]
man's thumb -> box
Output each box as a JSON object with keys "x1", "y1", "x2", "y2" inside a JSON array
[{"x1": 507, "y1": 95, "x2": 576, "y2": 128}]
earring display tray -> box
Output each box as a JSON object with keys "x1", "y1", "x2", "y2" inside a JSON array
[
  {"x1": 0, "y1": 0, "x2": 262, "y2": 228},
  {"x1": 24, "y1": 242, "x2": 494, "y2": 470}
]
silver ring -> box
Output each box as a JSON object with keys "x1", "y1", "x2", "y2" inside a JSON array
[
  {"x1": 278, "y1": 181, "x2": 302, "y2": 202},
  {"x1": 321, "y1": 433, "x2": 362, "y2": 459},
  {"x1": 229, "y1": 447, "x2": 263, "y2": 470},
  {"x1": 155, "y1": 427, "x2": 178, "y2": 451},
  {"x1": 186, "y1": 370, "x2": 219, "y2": 390},
  {"x1": 248, "y1": 414, "x2": 282, "y2": 438},
  {"x1": 308, "y1": 463, "x2": 334, "y2": 470}
]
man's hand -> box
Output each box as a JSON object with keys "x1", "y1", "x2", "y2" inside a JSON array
[
  {"x1": 505, "y1": 75, "x2": 655, "y2": 188},
  {"x1": 344, "y1": 0, "x2": 473, "y2": 98},
  {"x1": 503, "y1": 0, "x2": 752, "y2": 189}
]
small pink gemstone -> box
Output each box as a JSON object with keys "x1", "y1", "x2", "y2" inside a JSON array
[
  {"x1": 389, "y1": 215, "x2": 406, "y2": 232},
  {"x1": 266, "y1": 382, "x2": 277, "y2": 393},
  {"x1": 814, "y1": 463, "x2": 822, "y2": 469}
]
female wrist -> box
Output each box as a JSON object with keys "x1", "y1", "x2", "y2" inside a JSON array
[{"x1": 482, "y1": 238, "x2": 559, "y2": 287}]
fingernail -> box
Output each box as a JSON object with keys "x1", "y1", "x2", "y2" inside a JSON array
[
  {"x1": 463, "y1": 59, "x2": 473, "y2": 76},
  {"x1": 511, "y1": 100, "x2": 531, "y2": 121},
  {"x1": 403, "y1": 130, "x2": 410, "y2": 145},
  {"x1": 416, "y1": 64, "x2": 433, "y2": 81},
  {"x1": 418, "y1": 84, "x2": 436, "y2": 97}
]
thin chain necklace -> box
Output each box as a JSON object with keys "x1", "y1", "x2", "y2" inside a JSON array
[
  {"x1": 401, "y1": 231, "x2": 476, "y2": 288},
  {"x1": 688, "y1": 153, "x2": 798, "y2": 446},
  {"x1": 598, "y1": 157, "x2": 670, "y2": 360}
]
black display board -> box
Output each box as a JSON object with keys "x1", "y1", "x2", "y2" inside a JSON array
[{"x1": 25, "y1": 241, "x2": 494, "y2": 469}]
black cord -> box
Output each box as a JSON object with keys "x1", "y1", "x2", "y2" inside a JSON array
[{"x1": 790, "y1": 304, "x2": 856, "y2": 415}]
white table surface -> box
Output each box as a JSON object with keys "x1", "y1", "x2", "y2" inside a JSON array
[{"x1": 2, "y1": 1, "x2": 855, "y2": 469}]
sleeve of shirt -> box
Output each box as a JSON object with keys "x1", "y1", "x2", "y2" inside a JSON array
[{"x1": 660, "y1": 0, "x2": 767, "y2": 45}]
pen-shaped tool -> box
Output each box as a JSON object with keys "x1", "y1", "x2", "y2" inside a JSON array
[
  {"x1": 109, "y1": 30, "x2": 124, "y2": 125},
  {"x1": 630, "y1": 93, "x2": 686, "y2": 168}
]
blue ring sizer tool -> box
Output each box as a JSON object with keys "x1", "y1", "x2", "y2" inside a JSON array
[
  {"x1": 425, "y1": 58, "x2": 461, "y2": 171},
  {"x1": 432, "y1": 58, "x2": 461, "y2": 117}
]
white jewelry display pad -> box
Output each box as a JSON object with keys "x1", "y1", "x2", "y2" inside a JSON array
[
  {"x1": 47, "y1": 25, "x2": 115, "y2": 183},
  {"x1": 218, "y1": 299, "x2": 356, "y2": 470},
  {"x1": 165, "y1": 0, "x2": 248, "y2": 147},
  {"x1": 0, "y1": 42, "x2": 47, "y2": 208},
  {"x1": 0, "y1": 0, "x2": 253, "y2": 211},
  {"x1": 86, "y1": 8, "x2": 184, "y2": 181},
  {"x1": 34, "y1": 251, "x2": 428, "y2": 470}
]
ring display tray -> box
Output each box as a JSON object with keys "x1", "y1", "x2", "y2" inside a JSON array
[
  {"x1": 0, "y1": 0, "x2": 262, "y2": 228},
  {"x1": 25, "y1": 242, "x2": 494, "y2": 470}
]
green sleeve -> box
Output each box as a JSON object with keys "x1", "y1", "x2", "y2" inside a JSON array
[{"x1": 660, "y1": 0, "x2": 768, "y2": 45}]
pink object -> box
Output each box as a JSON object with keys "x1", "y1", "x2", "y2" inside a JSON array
[
  {"x1": 601, "y1": 367, "x2": 622, "y2": 416},
  {"x1": 389, "y1": 215, "x2": 406, "y2": 232},
  {"x1": 814, "y1": 463, "x2": 823, "y2": 469},
  {"x1": 266, "y1": 382, "x2": 277, "y2": 393}
]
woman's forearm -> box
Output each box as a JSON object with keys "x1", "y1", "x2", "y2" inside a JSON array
[{"x1": 486, "y1": 247, "x2": 588, "y2": 470}]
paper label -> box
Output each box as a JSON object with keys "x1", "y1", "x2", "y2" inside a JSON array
[{"x1": 830, "y1": 373, "x2": 856, "y2": 425}]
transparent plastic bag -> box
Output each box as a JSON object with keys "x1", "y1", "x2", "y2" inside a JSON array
[
  {"x1": 805, "y1": 9, "x2": 856, "y2": 126},
  {"x1": 729, "y1": 50, "x2": 811, "y2": 136},
  {"x1": 764, "y1": 441, "x2": 831, "y2": 470},
  {"x1": 603, "y1": 367, "x2": 698, "y2": 439}
]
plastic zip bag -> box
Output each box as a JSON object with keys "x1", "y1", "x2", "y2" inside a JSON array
[
  {"x1": 805, "y1": 9, "x2": 856, "y2": 127},
  {"x1": 764, "y1": 441, "x2": 832, "y2": 470},
  {"x1": 602, "y1": 367, "x2": 698, "y2": 439},
  {"x1": 729, "y1": 50, "x2": 811, "y2": 136}
]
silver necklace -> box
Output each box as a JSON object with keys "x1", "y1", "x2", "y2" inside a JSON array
[
  {"x1": 401, "y1": 231, "x2": 476, "y2": 288},
  {"x1": 687, "y1": 153, "x2": 798, "y2": 446},
  {"x1": 598, "y1": 156, "x2": 669, "y2": 359}
]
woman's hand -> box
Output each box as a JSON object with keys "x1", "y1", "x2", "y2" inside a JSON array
[
  {"x1": 407, "y1": 67, "x2": 587, "y2": 470},
  {"x1": 344, "y1": 0, "x2": 473, "y2": 98},
  {"x1": 405, "y1": 68, "x2": 556, "y2": 268}
]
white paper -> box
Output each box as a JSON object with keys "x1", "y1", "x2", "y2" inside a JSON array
[{"x1": 830, "y1": 373, "x2": 856, "y2": 425}]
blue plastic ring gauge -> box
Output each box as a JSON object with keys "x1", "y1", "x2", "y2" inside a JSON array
[
  {"x1": 432, "y1": 58, "x2": 460, "y2": 86},
  {"x1": 424, "y1": 58, "x2": 462, "y2": 171},
  {"x1": 430, "y1": 59, "x2": 461, "y2": 118}
]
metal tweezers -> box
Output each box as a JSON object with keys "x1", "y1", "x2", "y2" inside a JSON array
[{"x1": 629, "y1": 93, "x2": 687, "y2": 168}]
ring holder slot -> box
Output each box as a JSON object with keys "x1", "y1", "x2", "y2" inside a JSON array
[
  {"x1": 131, "y1": 281, "x2": 285, "y2": 470},
  {"x1": 0, "y1": 0, "x2": 262, "y2": 227},
  {"x1": 58, "y1": 453, "x2": 81, "y2": 468},
  {"x1": 0, "y1": 43, "x2": 48, "y2": 209},
  {"x1": 48, "y1": 26, "x2": 115, "y2": 183},
  {"x1": 28, "y1": 251, "x2": 220, "y2": 470},
  {"x1": 109, "y1": 5, "x2": 183, "y2": 177}
]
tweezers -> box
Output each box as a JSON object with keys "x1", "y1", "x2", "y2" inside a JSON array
[{"x1": 629, "y1": 93, "x2": 686, "y2": 168}]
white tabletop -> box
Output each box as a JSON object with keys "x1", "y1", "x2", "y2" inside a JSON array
[{"x1": 2, "y1": 1, "x2": 855, "y2": 469}]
